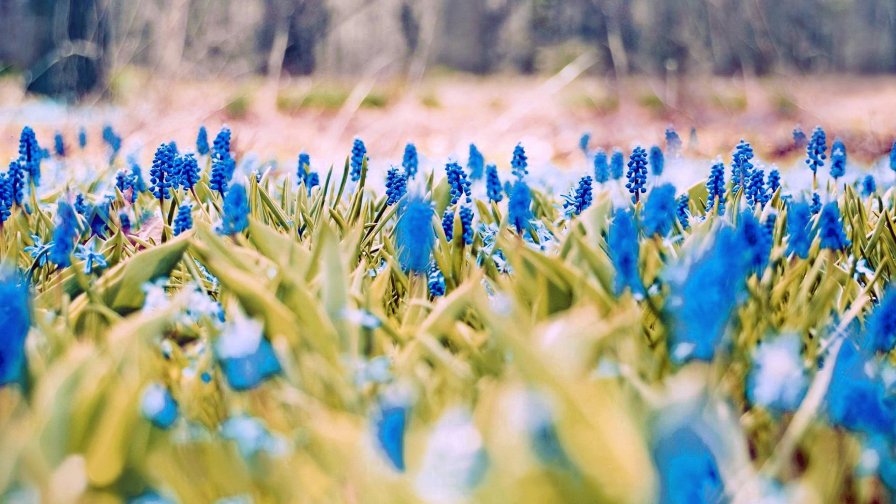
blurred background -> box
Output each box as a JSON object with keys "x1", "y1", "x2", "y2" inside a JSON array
[{"x1": 1, "y1": 0, "x2": 896, "y2": 166}]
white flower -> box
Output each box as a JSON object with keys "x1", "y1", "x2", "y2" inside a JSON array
[{"x1": 215, "y1": 308, "x2": 264, "y2": 359}]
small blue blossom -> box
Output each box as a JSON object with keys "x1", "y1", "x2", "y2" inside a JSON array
[
  {"x1": 793, "y1": 127, "x2": 807, "y2": 148},
  {"x1": 593, "y1": 149, "x2": 609, "y2": 183},
  {"x1": 747, "y1": 334, "x2": 808, "y2": 413},
  {"x1": 767, "y1": 169, "x2": 781, "y2": 195},
  {"x1": 826, "y1": 340, "x2": 896, "y2": 436},
  {"x1": 458, "y1": 206, "x2": 474, "y2": 244},
  {"x1": 441, "y1": 208, "x2": 455, "y2": 240},
  {"x1": 140, "y1": 383, "x2": 178, "y2": 429},
  {"x1": 220, "y1": 183, "x2": 249, "y2": 235},
  {"x1": 0, "y1": 174, "x2": 11, "y2": 224},
  {"x1": 374, "y1": 404, "x2": 408, "y2": 472},
  {"x1": 563, "y1": 175, "x2": 593, "y2": 216},
  {"x1": 739, "y1": 210, "x2": 772, "y2": 274},
  {"x1": 54, "y1": 131, "x2": 65, "y2": 158},
  {"x1": 806, "y1": 126, "x2": 827, "y2": 174},
  {"x1": 78, "y1": 127, "x2": 87, "y2": 149},
  {"x1": 786, "y1": 201, "x2": 814, "y2": 259},
  {"x1": 511, "y1": 143, "x2": 528, "y2": 180},
  {"x1": 485, "y1": 164, "x2": 503, "y2": 203},
  {"x1": 102, "y1": 125, "x2": 122, "y2": 161},
  {"x1": 445, "y1": 161, "x2": 472, "y2": 204},
  {"x1": 396, "y1": 196, "x2": 435, "y2": 273},
  {"x1": 625, "y1": 146, "x2": 648, "y2": 203},
  {"x1": 174, "y1": 203, "x2": 193, "y2": 236},
  {"x1": 862, "y1": 175, "x2": 876, "y2": 197},
  {"x1": 731, "y1": 140, "x2": 754, "y2": 195},
  {"x1": 818, "y1": 202, "x2": 850, "y2": 251},
  {"x1": 149, "y1": 143, "x2": 175, "y2": 201},
  {"x1": 610, "y1": 149, "x2": 624, "y2": 180},
  {"x1": 706, "y1": 161, "x2": 726, "y2": 215},
  {"x1": 665, "y1": 127, "x2": 682, "y2": 156},
  {"x1": 0, "y1": 269, "x2": 31, "y2": 386},
  {"x1": 468, "y1": 144, "x2": 484, "y2": 179},
  {"x1": 746, "y1": 168, "x2": 767, "y2": 207},
  {"x1": 18, "y1": 126, "x2": 43, "y2": 186},
  {"x1": 350, "y1": 137, "x2": 367, "y2": 182},
  {"x1": 649, "y1": 145, "x2": 664, "y2": 176},
  {"x1": 890, "y1": 140, "x2": 896, "y2": 172},
  {"x1": 402, "y1": 143, "x2": 418, "y2": 179},
  {"x1": 810, "y1": 192, "x2": 821, "y2": 215},
  {"x1": 865, "y1": 286, "x2": 896, "y2": 354},
  {"x1": 212, "y1": 126, "x2": 232, "y2": 161},
  {"x1": 7, "y1": 160, "x2": 26, "y2": 206},
  {"x1": 306, "y1": 171, "x2": 320, "y2": 194},
  {"x1": 296, "y1": 152, "x2": 310, "y2": 185},
  {"x1": 830, "y1": 139, "x2": 846, "y2": 180},
  {"x1": 129, "y1": 157, "x2": 147, "y2": 192},
  {"x1": 578, "y1": 132, "x2": 591, "y2": 154},
  {"x1": 385, "y1": 167, "x2": 407, "y2": 205},
  {"x1": 428, "y1": 262, "x2": 445, "y2": 297},
  {"x1": 608, "y1": 209, "x2": 642, "y2": 296},
  {"x1": 176, "y1": 153, "x2": 201, "y2": 191},
  {"x1": 49, "y1": 201, "x2": 79, "y2": 268},
  {"x1": 215, "y1": 309, "x2": 281, "y2": 391},
  {"x1": 652, "y1": 424, "x2": 725, "y2": 504},
  {"x1": 642, "y1": 184, "x2": 676, "y2": 237},
  {"x1": 508, "y1": 181, "x2": 532, "y2": 234},
  {"x1": 196, "y1": 126, "x2": 210, "y2": 155},
  {"x1": 210, "y1": 154, "x2": 234, "y2": 195},
  {"x1": 676, "y1": 194, "x2": 690, "y2": 230},
  {"x1": 73, "y1": 242, "x2": 108, "y2": 275}
]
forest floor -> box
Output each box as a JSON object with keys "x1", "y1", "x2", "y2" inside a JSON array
[{"x1": 1, "y1": 72, "x2": 895, "y2": 169}]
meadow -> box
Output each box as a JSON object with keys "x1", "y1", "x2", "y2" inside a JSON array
[{"x1": 1, "y1": 121, "x2": 896, "y2": 504}]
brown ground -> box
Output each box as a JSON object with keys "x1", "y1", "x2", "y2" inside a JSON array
[{"x1": 1, "y1": 72, "x2": 895, "y2": 168}]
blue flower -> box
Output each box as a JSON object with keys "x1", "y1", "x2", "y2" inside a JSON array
[
  {"x1": 458, "y1": 206, "x2": 474, "y2": 244},
  {"x1": 579, "y1": 132, "x2": 591, "y2": 154},
  {"x1": 296, "y1": 152, "x2": 310, "y2": 185},
  {"x1": 74, "y1": 242, "x2": 108, "y2": 275},
  {"x1": 119, "y1": 212, "x2": 131, "y2": 233},
  {"x1": 385, "y1": 167, "x2": 407, "y2": 206},
  {"x1": 49, "y1": 201, "x2": 79, "y2": 268},
  {"x1": 738, "y1": 210, "x2": 771, "y2": 274},
  {"x1": 402, "y1": 143, "x2": 418, "y2": 179},
  {"x1": 593, "y1": 149, "x2": 609, "y2": 183},
  {"x1": 706, "y1": 162, "x2": 725, "y2": 215},
  {"x1": 746, "y1": 168, "x2": 767, "y2": 207},
  {"x1": 0, "y1": 174, "x2": 11, "y2": 224},
  {"x1": 830, "y1": 139, "x2": 846, "y2": 180},
  {"x1": 221, "y1": 415, "x2": 284, "y2": 459},
  {"x1": 445, "y1": 161, "x2": 472, "y2": 205},
  {"x1": 78, "y1": 127, "x2": 87, "y2": 149},
  {"x1": 212, "y1": 126, "x2": 232, "y2": 161},
  {"x1": 818, "y1": 202, "x2": 850, "y2": 251},
  {"x1": 806, "y1": 126, "x2": 827, "y2": 174},
  {"x1": 767, "y1": 169, "x2": 781, "y2": 195},
  {"x1": 625, "y1": 147, "x2": 648, "y2": 203},
  {"x1": 665, "y1": 127, "x2": 682, "y2": 156},
  {"x1": 731, "y1": 140, "x2": 753, "y2": 195},
  {"x1": 810, "y1": 192, "x2": 821, "y2": 215},
  {"x1": 176, "y1": 154, "x2": 200, "y2": 191},
  {"x1": 610, "y1": 149, "x2": 625, "y2": 180},
  {"x1": 665, "y1": 225, "x2": 747, "y2": 363},
  {"x1": 652, "y1": 425, "x2": 725, "y2": 504},
  {"x1": 862, "y1": 175, "x2": 876, "y2": 197},
  {"x1": 149, "y1": 143, "x2": 175, "y2": 201},
  {"x1": 306, "y1": 171, "x2": 320, "y2": 194},
  {"x1": 18, "y1": 126, "x2": 43, "y2": 186},
  {"x1": 865, "y1": 286, "x2": 896, "y2": 353},
  {"x1": 7, "y1": 160, "x2": 25, "y2": 206},
  {"x1": 508, "y1": 181, "x2": 532, "y2": 234},
  {"x1": 511, "y1": 143, "x2": 528, "y2": 180},
  {"x1": 747, "y1": 334, "x2": 808, "y2": 413},
  {"x1": 428, "y1": 262, "x2": 445, "y2": 297},
  {"x1": 102, "y1": 125, "x2": 122, "y2": 161},
  {"x1": 468, "y1": 144, "x2": 484, "y2": 179},
  {"x1": 54, "y1": 131, "x2": 65, "y2": 158},
  {"x1": 642, "y1": 184, "x2": 676, "y2": 237},
  {"x1": 140, "y1": 383, "x2": 179, "y2": 429},
  {"x1": 115, "y1": 170, "x2": 133, "y2": 196},
  {"x1": 374, "y1": 404, "x2": 408, "y2": 472},
  {"x1": 350, "y1": 137, "x2": 367, "y2": 182},
  {"x1": 563, "y1": 175, "x2": 593, "y2": 216},
  {"x1": 220, "y1": 183, "x2": 249, "y2": 235},
  {"x1": 649, "y1": 145, "x2": 664, "y2": 176},
  {"x1": 0, "y1": 269, "x2": 30, "y2": 386},
  {"x1": 174, "y1": 203, "x2": 193, "y2": 236},
  {"x1": 215, "y1": 310, "x2": 281, "y2": 391},
  {"x1": 485, "y1": 164, "x2": 503, "y2": 203},
  {"x1": 210, "y1": 154, "x2": 234, "y2": 195},
  {"x1": 129, "y1": 157, "x2": 147, "y2": 192},
  {"x1": 396, "y1": 196, "x2": 435, "y2": 273},
  {"x1": 676, "y1": 194, "x2": 690, "y2": 230},
  {"x1": 441, "y1": 208, "x2": 455, "y2": 240},
  {"x1": 793, "y1": 127, "x2": 807, "y2": 148},
  {"x1": 196, "y1": 126, "x2": 210, "y2": 155},
  {"x1": 826, "y1": 340, "x2": 896, "y2": 436},
  {"x1": 786, "y1": 201, "x2": 813, "y2": 259},
  {"x1": 890, "y1": 140, "x2": 896, "y2": 172},
  {"x1": 608, "y1": 209, "x2": 642, "y2": 296}
]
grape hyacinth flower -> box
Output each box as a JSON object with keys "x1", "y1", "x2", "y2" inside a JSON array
[
  {"x1": 396, "y1": 196, "x2": 435, "y2": 273},
  {"x1": 54, "y1": 131, "x2": 65, "y2": 158},
  {"x1": 458, "y1": 206, "x2": 474, "y2": 244},
  {"x1": 220, "y1": 183, "x2": 249, "y2": 235},
  {"x1": 793, "y1": 127, "x2": 808, "y2": 148},
  {"x1": 665, "y1": 127, "x2": 682, "y2": 156},
  {"x1": 810, "y1": 193, "x2": 822, "y2": 215},
  {"x1": 890, "y1": 140, "x2": 896, "y2": 173},
  {"x1": 866, "y1": 286, "x2": 896, "y2": 354},
  {"x1": 210, "y1": 154, "x2": 234, "y2": 196},
  {"x1": 78, "y1": 127, "x2": 87, "y2": 149},
  {"x1": 485, "y1": 164, "x2": 503, "y2": 203},
  {"x1": 129, "y1": 155, "x2": 147, "y2": 193},
  {"x1": 826, "y1": 341, "x2": 896, "y2": 436},
  {"x1": 862, "y1": 175, "x2": 876, "y2": 197},
  {"x1": 747, "y1": 334, "x2": 808, "y2": 414},
  {"x1": 739, "y1": 210, "x2": 772, "y2": 274},
  {"x1": 73, "y1": 242, "x2": 108, "y2": 275},
  {"x1": 508, "y1": 181, "x2": 532, "y2": 234},
  {"x1": 642, "y1": 184, "x2": 676, "y2": 237},
  {"x1": 0, "y1": 269, "x2": 31, "y2": 386},
  {"x1": 350, "y1": 137, "x2": 367, "y2": 182},
  {"x1": 706, "y1": 161, "x2": 726, "y2": 215},
  {"x1": 50, "y1": 201, "x2": 79, "y2": 268},
  {"x1": 806, "y1": 126, "x2": 827, "y2": 180},
  {"x1": 731, "y1": 140, "x2": 753, "y2": 195},
  {"x1": 119, "y1": 212, "x2": 131, "y2": 234},
  {"x1": 746, "y1": 168, "x2": 766, "y2": 207},
  {"x1": 402, "y1": 143, "x2": 418, "y2": 179},
  {"x1": 102, "y1": 125, "x2": 122, "y2": 160},
  {"x1": 7, "y1": 161, "x2": 25, "y2": 206},
  {"x1": 610, "y1": 149, "x2": 624, "y2": 180},
  {"x1": 296, "y1": 152, "x2": 310, "y2": 185},
  {"x1": 196, "y1": 126, "x2": 209, "y2": 155},
  {"x1": 676, "y1": 194, "x2": 690, "y2": 230},
  {"x1": 149, "y1": 143, "x2": 175, "y2": 203},
  {"x1": 767, "y1": 169, "x2": 781, "y2": 195},
  {"x1": 176, "y1": 153, "x2": 200, "y2": 192},
  {"x1": 652, "y1": 423, "x2": 726, "y2": 504},
  {"x1": 511, "y1": 143, "x2": 528, "y2": 180},
  {"x1": 830, "y1": 139, "x2": 846, "y2": 181},
  {"x1": 468, "y1": 144, "x2": 484, "y2": 180},
  {"x1": 385, "y1": 167, "x2": 407, "y2": 206},
  {"x1": 563, "y1": 175, "x2": 593, "y2": 216},
  {"x1": 579, "y1": 132, "x2": 591, "y2": 154},
  {"x1": 214, "y1": 308, "x2": 282, "y2": 391},
  {"x1": 445, "y1": 161, "x2": 472, "y2": 204},
  {"x1": 212, "y1": 126, "x2": 232, "y2": 161},
  {"x1": 374, "y1": 403, "x2": 408, "y2": 471},
  {"x1": 74, "y1": 193, "x2": 88, "y2": 215},
  {"x1": 649, "y1": 145, "x2": 664, "y2": 176},
  {"x1": 441, "y1": 208, "x2": 455, "y2": 241},
  {"x1": 608, "y1": 209, "x2": 643, "y2": 296},
  {"x1": 0, "y1": 174, "x2": 11, "y2": 225},
  {"x1": 173, "y1": 203, "x2": 193, "y2": 236},
  {"x1": 140, "y1": 383, "x2": 179, "y2": 429},
  {"x1": 625, "y1": 146, "x2": 648, "y2": 203},
  {"x1": 786, "y1": 201, "x2": 814, "y2": 259},
  {"x1": 18, "y1": 126, "x2": 43, "y2": 186},
  {"x1": 593, "y1": 149, "x2": 609, "y2": 183},
  {"x1": 818, "y1": 202, "x2": 850, "y2": 251},
  {"x1": 428, "y1": 262, "x2": 446, "y2": 297},
  {"x1": 306, "y1": 172, "x2": 320, "y2": 194},
  {"x1": 115, "y1": 170, "x2": 133, "y2": 196}
]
